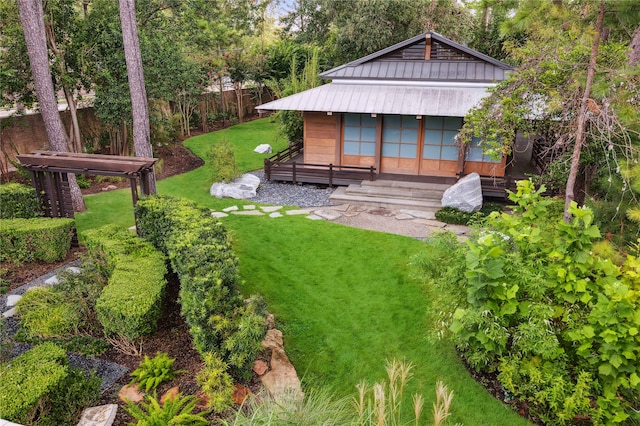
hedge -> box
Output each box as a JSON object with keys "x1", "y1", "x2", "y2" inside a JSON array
[
  {"x1": 0, "y1": 217, "x2": 75, "y2": 263},
  {"x1": 83, "y1": 225, "x2": 167, "y2": 342},
  {"x1": 0, "y1": 342, "x2": 68, "y2": 423},
  {"x1": 0, "y1": 183, "x2": 41, "y2": 219},
  {"x1": 135, "y1": 196, "x2": 265, "y2": 378}
]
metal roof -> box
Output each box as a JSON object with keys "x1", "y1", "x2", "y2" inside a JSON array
[
  {"x1": 320, "y1": 31, "x2": 513, "y2": 80},
  {"x1": 320, "y1": 60, "x2": 509, "y2": 82},
  {"x1": 257, "y1": 82, "x2": 492, "y2": 117}
]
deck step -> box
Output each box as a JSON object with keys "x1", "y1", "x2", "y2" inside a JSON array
[
  {"x1": 330, "y1": 183, "x2": 446, "y2": 212},
  {"x1": 360, "y1": 179, "x2": 451, "y2": 192}
]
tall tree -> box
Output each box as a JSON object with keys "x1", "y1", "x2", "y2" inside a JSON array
[
  {"x1": 119, "y1": 0, "x2": 156, "y2": 192},
  {"x1": 17, "y1": 0, "x2": 85, "y2": 211},
  {"x1": 460, "y1": 0, "x2": 640, "y2": 221},
  {"x1": 563, "y1": 1, "x2": 605, "y2": 222}
]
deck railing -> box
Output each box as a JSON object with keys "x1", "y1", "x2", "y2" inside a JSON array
[{"x1": 264, "y1": 142, "x2": 376, "y2": 185}]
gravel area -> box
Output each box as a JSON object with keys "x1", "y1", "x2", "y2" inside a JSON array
[{"x1": 250, "y1": 171, "x2": 336, "y2": 207}]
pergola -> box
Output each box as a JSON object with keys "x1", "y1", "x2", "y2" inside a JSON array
[{"x1": 16, "y1": 151, "x2": 157, "y2": 221}]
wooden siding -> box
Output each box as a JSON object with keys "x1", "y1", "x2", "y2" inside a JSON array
[
  {"x1": 464, "y1": 158, "x2": 506, "y2": 176},
  {"x1": 304, "y1": 112, "x2": 338, "y2": 164},
  {"x1": 343, "y1": 155, "x2": 375, "y2": 167},
  {"x1": 302, "y1": 112, "x2": 506, "y2": 178}
]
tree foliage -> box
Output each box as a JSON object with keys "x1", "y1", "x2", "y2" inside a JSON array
[{"x1": 460, "y1": 0, "x2": 640, "y2": 221}]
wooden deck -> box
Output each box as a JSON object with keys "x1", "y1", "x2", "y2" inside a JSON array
[{"x1": 264, "y1": 143, "x2": 529, "y2": 199}]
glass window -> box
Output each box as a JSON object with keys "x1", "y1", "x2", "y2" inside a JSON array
[
  {"x1": 423, "y1": 116, "x2": 462, "y2": 161},
  {"x1": 465, "y1": 137, "x2": 502, "y2": 163},
  {"x1": 343, "y1": 113, "x2": 377, "y2": 157},
  {"x1": 382, "y1": 115, "x2": 418, "y2": 159}
]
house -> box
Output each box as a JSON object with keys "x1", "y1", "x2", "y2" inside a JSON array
[{"x1": 258, "y1": 32, "x2": 532, "y2": 195}]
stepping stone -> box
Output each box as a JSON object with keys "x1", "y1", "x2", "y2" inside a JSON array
[
  {"x1": 342, "y1": 211, "x2": 361, "y2": 217},
  {"x1": 6, "y1": 294, "x2": 22, "y2": 307},
  {"x1": 77, "y1": 404, "x2": 118, "y2": 426},
  {"x1": 415, "y1": 219, "x2": 446, "y2": 227},
  {"x1": 223, "y1": 205, "x2": 239, "y2": 212},
  {"x1": 286, "y1": 209, "x2": 313, "y2": 215},
  {"x1": 398, "y1": 209, "x2": 436, "y2": 220},
  {"x1": 444, "y1": 224, "x2": 468, "y2": 235},
  {"x1": 211, "y1": 212, "x2": 229, "y2": 218},
  {"x1": 128, "y1": 225, "x2": 137, "y2": 232},
  {"x1": 2, "y1": 307, "x2": 16, "y2": 318},
  {"x1": 243, "y1": 205, "x2": 256, "y2": 210},
  {"x1": 329, "y1": 204, "x2": 350, "y2": 212},
  {"x1": 66, "y1": 266, "x2": 82, "y2": 274},
  {"x1": 232, "y1": 210, "x2": 264, "y2": 216},
  {"x1": 314, "y1": 209, "x2": 342, "y2": 221},
  {"x1": 269, "y1": 212, "x2": 283, "y2": 218},
  {"x1": 261, "y1": 206, "x2": 282, "y2": 213},
  {"x1": 44, "y1": 276, "x2": 59, "y2": 285},
  {"x1": 395, "y1": 213, "x2": 414, "y2": 220},
  {"x1": 306, "y1": 214, "x2": 323, "y2": 220}
]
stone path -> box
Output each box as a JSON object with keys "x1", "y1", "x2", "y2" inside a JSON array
[{"x1": 211, "y1": 203, "x2": 469, "y2": 240}]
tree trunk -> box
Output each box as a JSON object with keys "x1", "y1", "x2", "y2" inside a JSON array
[
  {"x1": 563, "y1": 1, "x2": 605, "y2": 222},
  {"x1": 44, "y1": 17, "x2": 83, "y2": 153},
  {"x1": 119, "y1": 0, "x2": 156, "y2": 193},
  {"x1": 18, "y1": 0, "x2": 85, "y2": 211},
  {"x1": 629, "y1": 24, "x2": 640, "y2": 67}
]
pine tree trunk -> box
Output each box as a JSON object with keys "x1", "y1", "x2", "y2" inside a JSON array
[
  {"x1": 563, "y1": 1, "x2": 605, "y2": 222},
  {"x1": 629, "y1": 24, "x2": 640, "y2": 66},
  {"x1": 18, "y1": 0, "x2": 85, "y2": 211},
  {"x1": 119, "y1": 0, "x2": 156, "y2": 193}
]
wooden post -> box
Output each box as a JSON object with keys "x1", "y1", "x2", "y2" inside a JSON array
[
  {"x1": 329, "y1": 164, "x2": 333, "y2": 186},
  {"x1": 130, "y1": 177, "x2": 139, "y2": 205},
  {"x1": 264, "y1": 158, "x2": 271, "y2": 180},
  {"x1": 369, "y1": 166, "x2": 375, "y2": 181},
  {"x1": 292, "y1": 162, "x2": 296, "y2": 184}
]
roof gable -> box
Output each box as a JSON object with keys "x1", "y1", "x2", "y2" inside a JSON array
[{"x1": 320, "y1": 31, "x2": 512, "y2": 83}]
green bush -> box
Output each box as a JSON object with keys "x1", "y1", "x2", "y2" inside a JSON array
[
  {"x1": 135, "y1": 196, "x2": 266, "y2": 378},
  {"x1": 124, "y1": 392, "x2": 208, "y2": 426},
  {"x1": 83, "y1": 225, "x2": 167, "y2": 343},
  {"x1": 417, "y1": 180, "x2": 640, "y2": 424},
  {"x1": 0, "y1": 183, "x2": 42, "y2": 219},
  {"x1": 209, "y1": 141, "x2": 240, "y2": 183},
  {"x1": 130, "y1": 352, "x2": 184, "y2": 393},
  {"x1": 0, "y1": 218, "x2": 75, "y2": 263},
  {"x1": 196, "y1": 352, "x2": 234, "y2": 413},
  {"x1": 16, "y1": 287, "x2": 81, "y2": 339},
  {"x1": 435, "y1": 202, "x2": 504, "y2": 225},
  {"x1": 0, "y1": 343, "x2": 67, "y2": 423}
]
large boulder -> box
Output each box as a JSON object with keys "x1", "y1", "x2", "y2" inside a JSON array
[
  {"x1": 260, "y1": 329, "x2": 303, "y2": 404},
  {"x1": 254, "y1": 144, "x2": 272, "y2": 154},
  {"x1": 441, "y1": 173, "x2": 483, "y2": 213},
  {"x1": 210, "y1": 173, "x2": 261, "y2": 199}
]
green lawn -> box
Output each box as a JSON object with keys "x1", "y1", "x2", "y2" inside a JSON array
[{"x1": 75, "y1": 118, "x2": 529, "y2": 425}]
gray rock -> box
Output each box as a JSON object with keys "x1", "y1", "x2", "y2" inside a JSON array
[
  {"x1": 254, "y1": 144, "x2": 272, "y2": 154},
  {"x1": 44, "y1": 276, "x2": 59, "y2": 285},
  {"x1": 65, "y1": 266, "x2": 82, "y2": 274},
  {"x1": 6, "y1": 295, "x2": 22, "y2": 307},
  {"x1": 441, "y1": 173, "x2": 483, "y2": 213},
  {"x1": 210, "y1": 174, "x2": 261, "y2": 199},
  {"x1": 2, "y1": 307, "x2": 16, "y2": 318},
  {"x1": 77, "y1": 404, "x2": 118, "y2": 426}
]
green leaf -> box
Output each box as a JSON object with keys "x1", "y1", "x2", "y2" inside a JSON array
[
  {"x1": 610, "y1": 353, "x2": 623, "y2": 368},
  {"x1": 630, "y1": 373, "x2": 640, "y2": 387},
  {"x1": 598, "y1": 363, "x2": 612, "y2": 376},
  {"x1": 582, "y1": 325, "x2": 595, "y2": 339}
]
